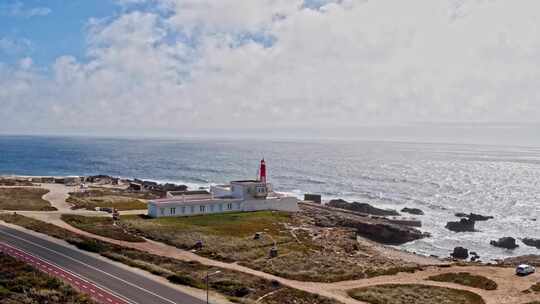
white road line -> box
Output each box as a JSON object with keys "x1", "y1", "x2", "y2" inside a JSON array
[
  {"x1": 0, "y1": 230, "x2": 178, "y2": 304},
  {"x1": 1, "y1": 241, "x2": 133, "y2": 304}
]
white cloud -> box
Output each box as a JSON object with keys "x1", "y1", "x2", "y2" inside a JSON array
[
  {"x1": 2, "y1": 0, "x2": 540, "y2": 137},
  {"x1": 0, "y1": 37, "x2": 32, "y2": 54},
  {"x1": 0, "y1": 1, "x2": 51, "y2": 17}
]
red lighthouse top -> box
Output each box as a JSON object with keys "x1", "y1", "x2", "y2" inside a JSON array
[{"x1": 259, "y1": 159, "x2": 266, "y2": 183}]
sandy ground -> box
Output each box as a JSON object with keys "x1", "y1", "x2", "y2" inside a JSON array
[
  {"x1": 3, "y1": 182, "x2": 540, "y2": 304},
  {"x1": 40, "y1": 183, "x2": 77, "y2": 211}
]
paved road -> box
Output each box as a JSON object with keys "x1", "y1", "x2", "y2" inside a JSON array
[{"x1": 0, "y1": 224, "x2": 205, "y2": 304}]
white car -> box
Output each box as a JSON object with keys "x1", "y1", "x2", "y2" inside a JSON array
[{"x1": 516, "y1": 264, "x2": 536, "y2": 276}]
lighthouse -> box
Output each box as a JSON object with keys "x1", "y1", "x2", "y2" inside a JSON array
[{"x1": 259, "y1": 159, "x2": 267, "y2": 184}]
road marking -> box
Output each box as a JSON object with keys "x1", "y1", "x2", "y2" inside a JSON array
[
  {"x1": 0, "y1": 229, "x2": 178, "y2": 304},
  {"x1": 0, "y1": 241, "x2": 134, "y2": 304}
]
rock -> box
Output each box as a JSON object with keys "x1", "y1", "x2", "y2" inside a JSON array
[
  {"x1": 501, "y1": 255, "x2": 540, "y2": 267},
  {"x1": 522, "y1": 238, "x2": 540, "y2": 249},
  {"x1": 451, "y1": 247, "x2": 469, "y2": 259},
  {"x1": 401, "y1": 207, "x2": 424, "y2": 215},
  {"x1": 470, "y1": 251, "x2": 481, "y2": 262},
  {"x1": 327, "y1": 199, "x2": 400, "y2": 216},
  {"x1": 386, "y1": 218, "x2": 422, "y2": 227},
  {"x1": 445, "y1": 218, "x2": 476, "y2": 232},
  {"x1": 490, "y1": 237, "x2": 519, "y2": 249},
  {"x1": 300, "y1": 204, "x2": 428, "y2": 245},
  {"x1": 455, "y1": 212, "x2": 494, "y2": 221}
]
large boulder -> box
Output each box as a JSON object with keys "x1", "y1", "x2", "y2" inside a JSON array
[
  {"x1": 455, "y1": 212, "x2": 494, "y2": 221},
  {"x1": 401, "y1": 207, "x2": 424, "y2": 215},
  {"x1": 451, "y1": 247, "x2": 469, "y2": 259},
  {"x1": 490, "y1": 237, "x2": 519, "y2": 249},
  {"x1": 445, "y1": 218, "x2": 476, "y2": 232},
  {"x1": 327, "y1": 199, "x2": 400, "y2": 216},
  {"x1": 522, "y1": 238, "x2": 540, "y2": 249}
]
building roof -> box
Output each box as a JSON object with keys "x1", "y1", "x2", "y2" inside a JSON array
[
  {"x1": 230, "y1": 180, "x2": 264, "y2": 184},
  {"x1": 168, "y1": 190, "x2": 210, "y2": 196}
]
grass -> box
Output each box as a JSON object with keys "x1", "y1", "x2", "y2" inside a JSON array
[
  {"x1": 0, "y1": 213, "x2": 341, "y2": 304},
  {"x1": 120, "y1": 211, "x2": 420, "y2": 282},
  {"x1": 427, "y1": 272, "x2": 498, "y2": 290},
  {"x1": 348, "y1": 284, "x2": 485, "y2": 304},
  {"x1": 0, "y1": 252, "x2": 95, "y2": 303},
  {"x1": 67, "y1": 188, "x2": 151, "y2": 210},
  {"x1": 0, "y1": 187, "x2": 56, "y2": 211},
  {"x1": 61, "y1": 214, "x2": 145, "y2": 242}
]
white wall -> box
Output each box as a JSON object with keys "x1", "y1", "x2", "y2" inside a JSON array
[
  {"x1": 148, "y1": 199, "x2": 242, "y2": 218},
  {"x1": 148, "y1": 196, "x2": 299, "y2": 218},
  {"x1": 243, "y1": 197, "x2": 299, "y2": 212}
]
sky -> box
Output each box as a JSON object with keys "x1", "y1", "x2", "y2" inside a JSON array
[{"x1": 1, "y1": 0, "x2": 540, "y2": 145}]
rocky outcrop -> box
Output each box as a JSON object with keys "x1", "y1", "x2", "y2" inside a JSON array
[
  {"x1": 522, "y1": 238, "x2": 540, "y2": 249},
  {"x1": 401, "y1": 207, "x2": 424, "y2": 215},
  {"x1": 501, "y1": 255, "x2": 540, "y2": 267},
  {"x1": 490, "y1": 237, "x2": 519, "y2": 249},
  {"x1": 455, "y1": 212, "x2": 494, "y2": 221},
  {"x1": 445, "y1": 218, "x2": 476, "y2": 232},
  {"x1": 300, "y1": 203, "x2": 428, "y2": 245},
  {"x1": 451, "y1": 247, "x2": 469, "y2": 259},
  {"x1": 327, "y1": 199, "x2": 399, "y2": 216}
]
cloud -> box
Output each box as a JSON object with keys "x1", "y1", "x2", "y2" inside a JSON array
[
  {"x1": 0, "y1": 37, "x2": 32, "y2": 55},
  {"x1": 2, "y1": 0, "x2": 540, "y2": 137},
  {"x1": 0, "y1": 1, "x2": 51, "y2": 18}
]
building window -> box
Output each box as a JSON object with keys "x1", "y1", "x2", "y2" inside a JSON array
[
  {"x1": 170, "y1": 207, "x2": 176, "y2": 215},
  {"x1": 219, "y1": 204, "x2": 223, "y2": 212},
  {"x1": 200, "y1": 205, "x2": 206, "y2": 212},
  {"x1": 181, "y1": 206, "x2": 185, "y2": 214},
  {"x1": 160, "y1": 208, "x2": 165, "y2": 215},
  {"x1": 210, "y1": 204, "x2": 214, "y2": 212},
  {"x1": 227, "y1": 203, "x2": 232, "y2": 210},
  {"x1": 190, "y1": 206, "x2": 195, "y2": 213}
]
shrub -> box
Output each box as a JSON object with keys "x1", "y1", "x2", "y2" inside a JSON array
[
  {"x1": 427, "y1": 272, "x2": 497, "y2": 290},
  {"x1": 67, "y1": 238, "x2": 106, "y2": 253},
  {"x1": 167, "y1": 274, "x2": 203, "y2": 289}
]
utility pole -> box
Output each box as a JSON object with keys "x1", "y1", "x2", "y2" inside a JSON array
[{"x1": 206, "y1": 270, "x2": 221, "y2": 304}]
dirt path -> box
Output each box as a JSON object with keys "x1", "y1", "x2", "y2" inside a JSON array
[
  {"x1": 40, "y1": 183, "x2": 77, "y2": 211},
  {"x1": 23, "y1": 212, "x2": 540, "y2": 304}
]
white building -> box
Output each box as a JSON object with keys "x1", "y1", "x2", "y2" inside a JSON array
[{"x1": 147, "y1": 160, "x2": 299, "y2": 218}]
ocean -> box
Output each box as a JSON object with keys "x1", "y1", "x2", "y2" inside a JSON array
[{"x1": 1, "y1": 135, "x2": 539, "y2": 261}]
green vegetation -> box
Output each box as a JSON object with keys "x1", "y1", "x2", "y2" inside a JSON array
[
  {"x1": 0, "y1": 213, "x2": 340, "y2": 304},
  {"x1": 61, "y1": 214, "x2": 145, "y2": 242},
  {"x1": 348, "y1": 284, "x2": 485, "y2": 304},
  {"x1": 120, "y1": 211, "x2": 419, "y2": 282},
  {"x1": 0, "y1": 187, "x2": 56, "y2": 211},
  {"x1": 67, "y1": 188, "x2": 154, "y2": 210},
  {"x1": 0, "y1": 252, "x2": 95, "y2": 303},
  {"x1": 427, "y1": 272, "x2": 498, "y2": 290}
]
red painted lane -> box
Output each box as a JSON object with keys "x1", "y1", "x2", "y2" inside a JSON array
[{"x1": 0, "y1": 242, "x2": 130, "y2": 304}]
